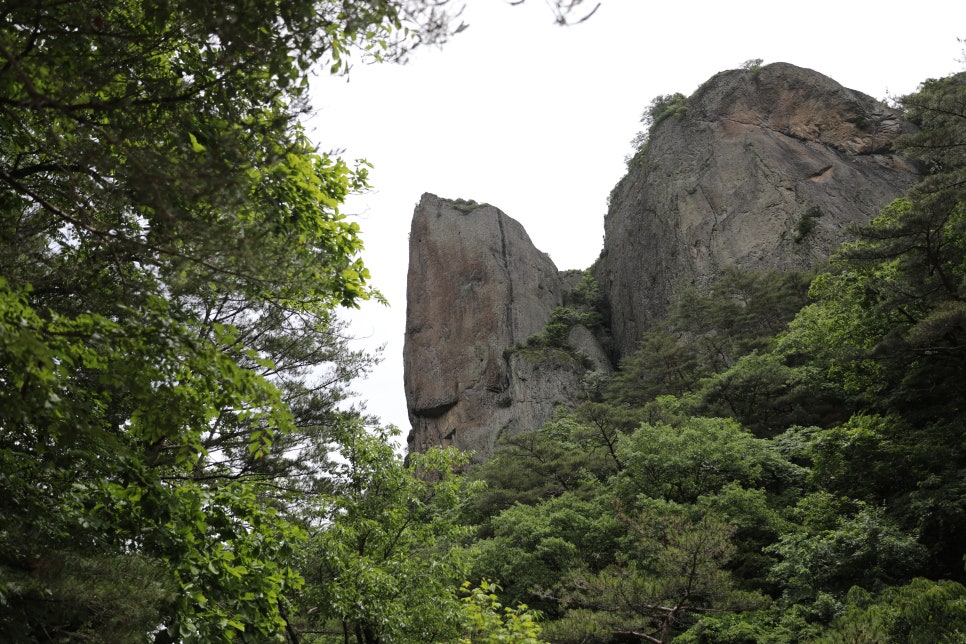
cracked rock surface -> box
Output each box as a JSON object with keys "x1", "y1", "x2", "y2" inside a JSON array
[
  {"x1": 404, "y1": 194, "x2": 590, "y2": 458},
  {"x1": 404, "y1": 63, "x2": 921, "y2": 460},
  {"x1": 596, "y1": 62, "x2": 920, "y2": 358}
]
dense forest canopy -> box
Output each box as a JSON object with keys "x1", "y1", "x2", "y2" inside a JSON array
[
  {"x1": 1, "y1": 0, "x2": 965, "y2": 642},
  {"x1": 460, "y1": 68, "x2": 966, "y2": 643}
]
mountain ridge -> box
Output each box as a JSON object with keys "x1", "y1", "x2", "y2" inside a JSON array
[{"x1": 404, "y1": 62, "x2": 920, "y2": 459}]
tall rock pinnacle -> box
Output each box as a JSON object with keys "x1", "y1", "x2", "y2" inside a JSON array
[{"x1": 404, "y1": 194, "x2": 584, "y2": 458}]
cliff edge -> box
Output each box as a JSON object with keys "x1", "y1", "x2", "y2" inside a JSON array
[
  {"x1": 596, "y1": 62, "x2": 919, "y2": 357},
  {"x1": 404, "y1": 194, "x2": 606, "y2": 458}
]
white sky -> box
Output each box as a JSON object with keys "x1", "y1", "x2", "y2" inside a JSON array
[{"x1": 306, "y1": 0, "x2": 965, "y2": 436}]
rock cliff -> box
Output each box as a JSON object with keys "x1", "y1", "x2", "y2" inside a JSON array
[
  {"x1": 404, "y1": 63, "x2": 920, "y2": 458},
  {"x1": 404, "y1": 194, "x2": 608, "y2": 457},
  {"x1": 597, "y1": 63, "x2": 919, "y2": 357}
]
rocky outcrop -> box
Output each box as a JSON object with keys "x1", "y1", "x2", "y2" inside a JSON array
[
  {"x1": 596, "y1": 62, "x2": 919, "y2": 357},
  {"x1": 405, "y1": 63, "x2": 921, "y2": 459},
  {"x1": 404, "y1": 194, "x2": 604, "y2": 458}
]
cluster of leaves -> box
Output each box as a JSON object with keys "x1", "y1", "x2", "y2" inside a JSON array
[
  {"x1": 445, "y1": 197, "x2": 490, "y2": 215},
  {"x1": 291, "y1": 427, "x2": 491, "y2": 642},
  {"x1": 459, "y1": 69, "x2": 966, "y2": 642},
  {"x1": 525, "y1": 306, "x2": 602, "y2": 350},
  {"x1": 794, "y1": 206, "x2": 824, "y2": 242},
  {"x1": 458, "y1": 580, "x2": 549, "y2": 644},
  {"x1": 608, "y1": 266, "x2": 815, "y2": 424},
  {"x1": 741, "y1": 58, "x2": 765, "y2": 72}
]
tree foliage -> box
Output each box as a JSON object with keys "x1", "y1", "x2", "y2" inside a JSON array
[
  {"x1": 457, "y1": 580, "x2": 549, "y2": 644},
  {"x1": 608, "y1": 268, "x2": 813, "y2": 410},
  {"x1": 547, "y1": 503, "x2": 764, "y2": 644},
  {"x1": 294, "y1": 426, "x2": 477, "y2": 643},
  {"x1": 614, "y1": 417, "x2": 801, "y2": 506},
  {"x1": 627, "y1": 92, "x2": 688, "y2": 164},
  {"x1": 0, "y1": 0, "x2": 461, "y2": 640},
  {"x1": 5, "y1": 4, "x2": 966, "y2": 642},
  {"x1": 819, "y1": 578, "x2": 966, "y2": 644}
]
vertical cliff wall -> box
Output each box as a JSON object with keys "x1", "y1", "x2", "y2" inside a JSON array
[
  {"x1": 404, "y1": 194, "x2": 605, "y2": 458},
  {"x1": 404, "y1": 63, "x2": 921, "y2": 459},
  {"x1": 597, "y1": 63, "x2": 919, "y2": 357}
]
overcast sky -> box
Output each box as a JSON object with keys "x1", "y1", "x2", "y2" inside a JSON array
[{"x1": 305, "y1": 0, "x2": 965, "y2": 438}]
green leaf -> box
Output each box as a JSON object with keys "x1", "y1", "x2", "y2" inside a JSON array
[{"x1": 188, "y1": 132, "x2": 206, "y2": 153}]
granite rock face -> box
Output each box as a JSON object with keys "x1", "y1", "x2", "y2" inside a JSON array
[
  {"x1": 404, "y1": 194, "x2": 601, "y2": 458},
  {"x1": 596, "y1": 62, "x2": 919, "y2": 357},
  {"x1": 404, "y1": 63, "x2": 921, "y2": 459}
]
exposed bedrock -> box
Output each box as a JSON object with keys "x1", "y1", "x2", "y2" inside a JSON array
[
  {"x1": 404, "y1": 194, "x2": 607, "y2": 458},
  {"x1": 404, "y1": 63, "x2": 921, "y2": 459},
  {"x1": 597, "y1": 62, "x2": 919, "y2": 357}
]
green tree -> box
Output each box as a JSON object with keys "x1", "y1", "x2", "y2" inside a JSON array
[
  {"x1": 546, "y1": 503, "x2": 764, "y2": 644},
  {"x1": 626, "y1": 92, "x2": 688, "y2": 164},
  {"x1": 470, "y1": 493, "x2": 622, "y2": 614},
  {"x1": 818, "y1": 578, "x2": 966, "y2": 644},
  {"x1": 294, "y1": 425, "x2": 476, "y2": 643},
  {"x1": 608, "y1": 268, "x2": 812, "y2": 410},
  {"x1": 463, "y1": 410, "x2": 625, "y2": 524},
  {"x1": 0, "y1": 0, "x2": 460, "y2": 639},
  {"x1": 784, "y1": 73, "x2": 966, "y2": 418},
  {"x1": 457, "y1": 580, "x2": 549, "y2": 644},
  {"x1": 697, "y1": 483, "x2": 792, "y2": 594},
  {"x1": 767, "y1": 494, "x2": 925, "y2": 603},
  {"x1": 804, "y1": 414, "x2": 922, "y2": 504},
  {"x1": 771, "y1": 71, "x2": 966, "y2": 579},
  {"x1": 696, "y1": 352, "x2": 842, "y2": 435},
  {"x1": 671, "y1": 268, "x2": 813, "y2": 370},
  {"x1": 609, "y1": 327, "x2": 703, "y2": 404},
  {"x1": 614, "y1": 417, "x2": 803, "y2": 506}
]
